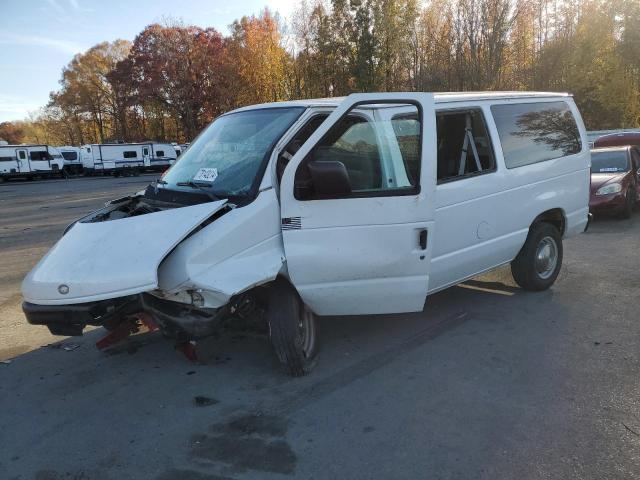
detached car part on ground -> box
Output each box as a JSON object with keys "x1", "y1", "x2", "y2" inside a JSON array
[{"x1": 22, "y1": 92, "x2": 591, "y2": 376}]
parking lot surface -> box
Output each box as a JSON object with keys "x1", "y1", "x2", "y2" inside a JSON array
[{"x1": 1, "y1": 176, "x2": 639, "y2": 479}]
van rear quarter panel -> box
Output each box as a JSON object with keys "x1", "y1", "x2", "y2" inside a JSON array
[{"x1": 429, "y1": 98, "x2": 589, "y2": 293}]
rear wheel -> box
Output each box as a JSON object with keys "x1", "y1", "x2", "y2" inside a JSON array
[
  {"x1": 266, "y1": 280, "x2": 318, "y2": 376},
  {"x1": 511, "y1": 222, "x2": 563, "y2": 291}
]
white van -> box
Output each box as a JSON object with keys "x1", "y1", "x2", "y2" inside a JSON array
[
  {"x1": 58, "y1": 146, "x2": 83, "y2": 175},
  {"x1": 0, "y1": 144, "x2": 64, "y2": 181},
  {"x1": 22, "y1": 92, "x2": 591, "y2": 375},
  {"x1": 80, "y1": 142, "x2": 177, "y2": 175}
]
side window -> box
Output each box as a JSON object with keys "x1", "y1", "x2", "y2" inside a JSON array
[
  {"x1": 143, "y1": 148, "x2": 149, "y2": 156},
  {"x1": 123, "y1": 151, "x2": 137, "y2": 158},
  {"x1": 491, "y1": 101, "x2": 581, "y2": 169},
  {"x1": 30, "y1": 151, "x2": 51, "y2": 161},
  {"x1": 156, "y1": 150, "x2": 164, "y2": 157},
  {"x1": 86, "y1": 147, "x2": 91, "y2": 153},
  {"x1": 434, "y1": 109, "x2": 495, "y2": 183},
  {"x1": 391, "y1": 115, "x2": 420, "y2": 185},
  {"x1": 631, "y1": 149, "x2": 640, "y2": 171},
  {"x1": 18, "y1": 151, "x2": 26, "y2": 160},
  {"x1": 295, "y1": 103, "x2": 420, "y2": 200},
  {"x1": 277, "y1": 114, "x2": 329, "y2": 183}
]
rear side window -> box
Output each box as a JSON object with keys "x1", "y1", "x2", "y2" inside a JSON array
[
  {"x1": 491, "y1": 101, "x2": 581, "y2": 168},
  {"x1": 434, "y1": 109, "x2": 495, "y2": 182},
  {"x1": 123, "y1": 151, "x2": 137, "y2": 158}
]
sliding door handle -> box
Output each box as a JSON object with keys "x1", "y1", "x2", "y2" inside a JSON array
[{"x1": 419, "y1": 229, "x2": 428, "y2": 250}]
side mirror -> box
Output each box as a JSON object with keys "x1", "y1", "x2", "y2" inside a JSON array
[{"x1": 307, "y1": 160, "x2": 351, "y2": 199}]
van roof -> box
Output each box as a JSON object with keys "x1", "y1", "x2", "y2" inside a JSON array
[{"x1": 230, "y1": 91, "x2": 572, "y2": 113}]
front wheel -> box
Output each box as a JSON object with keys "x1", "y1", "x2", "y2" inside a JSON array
[
  {"x1": 511, "y1": 222, "x2": 563, "y2": 291},
  {"x1": 620, "y1": 189, "x2": 634, "y2": 219},
  {"x1": 266, "y1": 280, "x2": 318, "y2": 376}
]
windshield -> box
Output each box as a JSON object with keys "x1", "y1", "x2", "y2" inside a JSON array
[
  {"x1": 161, "y1": 107, "x2": 304, "y2": 198},
  {"x1": 591, "y1": 151, "x2": 629, "y2": 173}
]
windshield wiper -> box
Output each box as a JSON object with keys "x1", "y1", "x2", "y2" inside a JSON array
[{"x1": 176, "y1": 181, "x2": 220, "y2": 201}]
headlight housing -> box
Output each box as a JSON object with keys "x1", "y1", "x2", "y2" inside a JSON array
[{"x1": 596, "y1": 183, "x2": 622, "y2": 196}]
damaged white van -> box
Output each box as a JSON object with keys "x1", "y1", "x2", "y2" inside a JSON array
[{"x1": 22, "y1": 92, "x2": 591, "y2": 375}]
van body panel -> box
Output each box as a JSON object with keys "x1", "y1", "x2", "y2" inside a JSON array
[
  {"x1": 21, "y1": 200, "x2": 227, "y2": 305},
  {"x1": 280, "y1": 93, "x2": 438, "y2": 315},
  {"x1": 157, "y1": 188, "x2": 285, "y2": 307}
]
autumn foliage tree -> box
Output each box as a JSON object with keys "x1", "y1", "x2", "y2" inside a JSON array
[{"x1": 18, "y1": 0, "x2": 640, "y2": 146}]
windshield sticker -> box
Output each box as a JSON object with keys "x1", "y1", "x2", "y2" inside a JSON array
[
  {"x1": 599, "y1": 167, "x2": 621, "y2": 172},
  {"x1": 193, "y1": 167, "x2": 218, "y2": 183}
]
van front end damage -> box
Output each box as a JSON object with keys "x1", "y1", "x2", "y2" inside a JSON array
[
  {"x1": 22, "y1": 292, "x2": 228, "y2": 339},
  {"x1": 21, "y1": 188, "x2": 286, "y2": 351}
]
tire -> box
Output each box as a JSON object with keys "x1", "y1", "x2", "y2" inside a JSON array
[
  {"x1": 620, "y1": 189, "x2": 634, "y2": 219},
  {"x1": 265, "y1": 279, "x2": 318, "y2": 376},
  {"x1": 511, "y1": 222, "x2": 563, "y2": 291}
]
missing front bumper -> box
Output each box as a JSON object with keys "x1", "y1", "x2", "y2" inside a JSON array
[{"x1": 22, "y1": 293, "x2": 224, "y2": 338}]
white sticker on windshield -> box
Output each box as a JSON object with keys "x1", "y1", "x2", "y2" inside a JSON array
[
  {"x1": 600, "y1": 167, "x2": 619, "y2": 172},
  {"x1": 193, "y1": 168, "x2": 218, "y2": 183}
]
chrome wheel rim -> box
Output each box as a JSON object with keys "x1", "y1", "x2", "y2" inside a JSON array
[
  {"x1": 299, "y1": 305, "x2": 315, "y2": 358},
  {"x1": 535, "y1": 236, "x2": 558, "y2": 280}
]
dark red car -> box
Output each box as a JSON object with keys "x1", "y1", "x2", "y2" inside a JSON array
[
  {"x1": 589, "y1": 146, "x2": 640, "y2": 218},
  {"x1": 593, "y1": 132, "x2": 640, "y2": 149}
]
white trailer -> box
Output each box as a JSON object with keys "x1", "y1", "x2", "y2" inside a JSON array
[
  {"x1": 0, "y1": 144, "x2": 64, "y2": 181},
  {"x1": 81, "y1": 143, "x2": 177, "y2": 175},
  {"x1": 59, "y1": 146, "x2": 83, "y2": 175}
]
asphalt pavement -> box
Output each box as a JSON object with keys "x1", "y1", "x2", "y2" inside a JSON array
[{"x1": 0, "y1": 176, "x2": 639, "y2": 479}]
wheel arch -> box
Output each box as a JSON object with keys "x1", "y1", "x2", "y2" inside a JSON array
[{"x1": 531, "y1": 208, "x2": 566, "y2": 237}]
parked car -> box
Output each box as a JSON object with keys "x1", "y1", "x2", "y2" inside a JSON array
[
  {"x1": 589, "y1": 146, "x2": 640, "y2": 218},
  {"x1": 593, "y1": 132, "x2": 640, "y2": 148},
  {"x1": 22, "y1": 92, "x2": 591, "y2": 376}
]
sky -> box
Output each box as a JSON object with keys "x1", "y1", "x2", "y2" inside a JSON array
[{"x1": 0, "y1": 0, "x2": 297, "y2": 123}]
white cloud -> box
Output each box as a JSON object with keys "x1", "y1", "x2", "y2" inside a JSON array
[
  {"x1": 0, "y1": 32, "x2": 85, "y2": 55},
  {"x1": 0, "y1": 94, "x2": 43, "y2": 122},
  {"x1": 45, "y1": 0, "x2": 66, "y2": 14},
  {"x1": 266, "y1": 0, "x2": 296, "y2": 18}
]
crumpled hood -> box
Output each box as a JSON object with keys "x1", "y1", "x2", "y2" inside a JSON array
[
  {"x1": 22, "y1": 200, "x2": 227, "y2": 305},
  {"x1": 590, "y1": 172, "x2": 626, "y2": 194}
]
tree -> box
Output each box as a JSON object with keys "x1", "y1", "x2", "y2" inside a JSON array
[
  {"x1": 128, "y1": 22, "x2": 227, "y2": 141},
  {"x1": 0, "y1": 122, "x2": 25, "y2": 143}
]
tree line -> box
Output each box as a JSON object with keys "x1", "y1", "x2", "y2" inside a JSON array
[{"x1": 1, "y1": 0, "x2": 639, "y2": 146}]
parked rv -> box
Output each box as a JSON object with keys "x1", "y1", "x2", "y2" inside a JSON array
[
  {"x1": 0, "y1": 144, "x2": 64, "y2": 181},
  {"x1": 22, "y1": 92, "x2": 591, "y2": 376},
  {"x1": 80, "y1": 142, "x2": 177, "y2": 175},
  {"x1": 59, "y1": 146, "x2": 83, "y2": 175}
]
